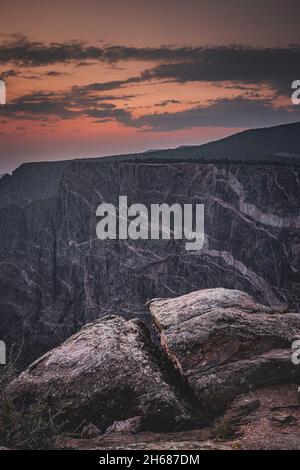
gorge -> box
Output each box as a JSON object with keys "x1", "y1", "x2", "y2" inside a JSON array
[{"x1": 0, "y1": 121, "x2": 299, "y2": 366}]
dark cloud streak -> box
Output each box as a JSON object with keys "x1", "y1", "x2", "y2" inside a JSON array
[
  {"x1": 1, "y1": 81, "x2": 300, "y2": 132},
  {"x1": 0, "y1": 36, "x2": 206, "y2": 67},
  {"x1": 122, "y1": 97, "x2": 300, "y2": 131},
  {"x1": 2, "y1": 36, "x2": 300, "y2": 132},
  {"x1": 1, "y1": 36, "x2": 300, "y2": 97}
]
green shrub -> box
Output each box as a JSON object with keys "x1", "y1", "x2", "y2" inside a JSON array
[
  {"x1": 214, "y1": 418, "x2": 236, "y2": 441},
  {"x1": 0, "y1": 393, "x2": 63, "y2": 449},
  {"x1": 0, "y1": 344, "x2": 64, "y2": 449}
]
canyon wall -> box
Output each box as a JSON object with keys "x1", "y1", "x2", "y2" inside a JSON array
[{"x1": 0, "y1": 156, "x2": 299, "y2": 364}]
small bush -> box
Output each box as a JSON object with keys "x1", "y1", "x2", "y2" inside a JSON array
[
  {"x1": 0, "y1": 344, "x2": 63, "y2": 449},
  {"x1": 0, "y1": 393, "x2": 63, "y2": 449},
  {"x1": 214, "y1": 418, "x2": 236, "y2": 441}
]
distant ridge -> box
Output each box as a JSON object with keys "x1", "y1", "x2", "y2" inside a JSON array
[
  {"x1": 191, "y1": 121, "x2": 300, "y2": 163},
  {"x1": 94, "y1": 120, "x2": 300, "y2": 163},
  {"x1": 0, "y1": 121, "x2": 299, "y2": 208}
]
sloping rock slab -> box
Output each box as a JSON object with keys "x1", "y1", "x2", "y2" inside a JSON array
[
  {"x1": 6, "y1": 316, "x2": 191, "y2": 431},
  {"x1": 149, "y1": 288, "x2": 300, "y2": 415}
]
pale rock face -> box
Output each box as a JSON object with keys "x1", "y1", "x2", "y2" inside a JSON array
[{"x1": 149, "y1": 288, "x2": 300, "y2": 414}]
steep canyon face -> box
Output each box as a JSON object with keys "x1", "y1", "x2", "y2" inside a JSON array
[{"x1": 0, "y1": 126, "x2": 299, "y2": 365}]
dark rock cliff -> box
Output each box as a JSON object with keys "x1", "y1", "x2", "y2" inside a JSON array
[{"x1": 0, "y1": 122, "x2": 299, "y2": 364}]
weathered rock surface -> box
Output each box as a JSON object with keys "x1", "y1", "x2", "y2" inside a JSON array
[
  {"x1": 149, "y1": 288, "x2": 300, "y2": 414},
  {"x1": 1, "y1": 122, "x2": 300, "y2": 366},
  {"x1": 6, "y1": 316, "x2": 193, "y2": 432}
]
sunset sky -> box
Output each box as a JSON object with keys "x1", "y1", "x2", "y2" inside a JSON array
[{"x1": 1, "y1": 0, "x2": 300, "y2": 174}]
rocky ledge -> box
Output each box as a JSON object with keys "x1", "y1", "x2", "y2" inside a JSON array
[{"x1": 3, "y1": 288, "x2": 300, "y2": 449}]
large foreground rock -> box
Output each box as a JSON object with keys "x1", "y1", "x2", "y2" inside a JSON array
[
  {"x1": 149, "y1": 288, "x2": 300, "y2": 415},
  {"x1": 6, "y1": 316, "x2": 192, "y2": 432}
]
